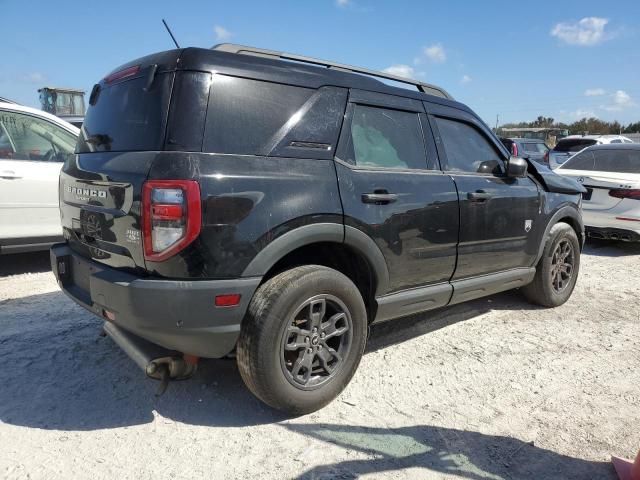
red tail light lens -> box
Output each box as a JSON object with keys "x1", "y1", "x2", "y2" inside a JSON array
[
  {"x1": 511, "y1": 143, "x2": 519, "y2": 157},
  {"x1": 104, "y1": 65, "x2": 140, "y2": 84},
  {"x1": 543, "y1": 151, "x2": 549, "y2": 164},
  {"x1": 142, "y1": 180, "x2": 201, "y2": 261},
  {"x1": 609, "y1": 189, "x2": 640, "y2": 200}
]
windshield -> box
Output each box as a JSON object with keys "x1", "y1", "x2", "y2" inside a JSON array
[{"x1": 76, "y1": 73, "x2": 173, "y2": 153}]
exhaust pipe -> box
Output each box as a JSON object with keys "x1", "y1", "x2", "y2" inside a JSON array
[
  {"x1": 609, "y1": 233, "x2": 620, "y2": 240},
  {"x1": 103, "y1": 322, "x2": 197, "y2": 393}
]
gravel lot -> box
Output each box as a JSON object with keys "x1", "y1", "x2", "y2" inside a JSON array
[{"x1": 1, "y1": 240, "x2": 638, "y2": 480}]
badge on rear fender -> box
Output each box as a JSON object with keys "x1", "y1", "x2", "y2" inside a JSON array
[{"x1": 525, "y1": 220, "x2": 532, "y2": 232}]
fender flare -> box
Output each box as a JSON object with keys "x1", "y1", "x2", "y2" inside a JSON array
[
  {"x1": 241, "y1": 223, "x2": 390, "y2": 295},
  {"x1": 535, "y1": 205, "x2": 584, "y2": 264}
]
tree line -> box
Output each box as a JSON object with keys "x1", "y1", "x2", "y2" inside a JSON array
[{"x1": 500, "y1": 116, "x2": 640, "y2": 135}]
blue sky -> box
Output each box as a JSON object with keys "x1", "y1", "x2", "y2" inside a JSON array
[{"x1": 2, "y1": 0, "x2": 639, "y2": 125}]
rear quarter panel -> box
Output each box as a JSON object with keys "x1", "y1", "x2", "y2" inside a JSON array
[{"x1": 146, "y1": 153, "x2": 343, "y2": 278}]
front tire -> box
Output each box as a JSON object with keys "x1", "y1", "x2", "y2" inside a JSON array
[
  {"x1": 522, "y1": 222, "x2": 580, "y2": 307},
  {"x1": 237, "y1": 265, "x2": 368, "y2": 415}
]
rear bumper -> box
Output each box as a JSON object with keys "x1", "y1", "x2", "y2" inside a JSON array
[
  {"x1": 582, "y1": 209, "x2": 640, "y2": 237},
  {"x1": 50, "y1": 243, "x2": 261, "y2": 358}
]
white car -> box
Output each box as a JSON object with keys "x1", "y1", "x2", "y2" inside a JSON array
[
  {"x1": 556, "y1": 144, "x2": 640, "y2": 242},
  {"x1": 0, "y1": 102, "x2": 79, "y2": 254},
  {"x1": 548, "y1": 134, "x2": 634, "y2": 170}
]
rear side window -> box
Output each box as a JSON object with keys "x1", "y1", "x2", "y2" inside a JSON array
[
  {"x1": 341, "y1": 105, "x2": 427, "y2": 170},
  {"x1": 435, "y1": 117, "x2": 504, "y2": 174},
  {"x1": 77, "y1": 73, "x2": 173, "y2": 153},
  {"x1": 554, "y1": 139, "x2": 596, "y2": 153},
  {"x1": 203, "y1": 76, "x2": 313, "y2": 156}
]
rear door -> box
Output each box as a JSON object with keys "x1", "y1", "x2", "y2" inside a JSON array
[
  {"x1": 425, "y1": 103, "x2": 541, "y2": 279},
  {"x1": 0, "y1": 109, "x2": 75, "y2": 242},
  {"x1": 335, "y1": 90, "x2": 458, "y2": 294}
]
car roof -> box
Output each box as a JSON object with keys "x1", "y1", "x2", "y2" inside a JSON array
[
  {"x1": 0, "y1": 101, "x2": 80, "y2": 135},
  {"x1": 586, "y1": 143, "x2": 640, "y2": 151},
  {"x1": 110, "y1": 47, "x2": 472, "y2": 115}
]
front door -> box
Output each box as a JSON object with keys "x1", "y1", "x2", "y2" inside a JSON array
[
  {"x1": 426, "y1": 104, "x2": 541, "y2": 280},
  {"x1": 335, "y1": 90, "x2": 459, "y2": 295},
  {"x1": 0, "y1": 109, "x2": 75, "y2": 242}
]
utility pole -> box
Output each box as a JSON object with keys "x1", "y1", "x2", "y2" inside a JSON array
[{"x1": 495, "y1": 114, "x2": 500, "y2": 132}]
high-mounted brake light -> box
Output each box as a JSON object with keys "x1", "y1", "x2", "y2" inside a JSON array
[
  {"x1": 142, "y1": 180, "x2": 201, "y2": 262},
  {"x1": 104, "y1": 65, "x2": 140, "y2": 84},
  {"x1": 609, "y1": 189, "x2": 640, "y2": 201}
]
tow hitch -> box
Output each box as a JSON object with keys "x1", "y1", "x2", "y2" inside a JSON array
[{"x1": 103, "y1": 322, "x2": 198, "y2": 396}]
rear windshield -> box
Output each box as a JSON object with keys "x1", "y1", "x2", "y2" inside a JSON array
[
  {"x1": 553, "y1": 138, "x2": 597, "y2": 153},
  {"x1": 562, "y1": 148, "x2": 640, "y2": 173},
  {"x1": 76, "y1": 73, "x2": 173, "y2": 153},
  {"x1": 522, "y1": 142, "x2": 549, "y2": 153}
]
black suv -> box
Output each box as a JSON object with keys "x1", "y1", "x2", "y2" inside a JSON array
[{"x1": 51, "y1": 44, "x2": 585, "y2": 414}]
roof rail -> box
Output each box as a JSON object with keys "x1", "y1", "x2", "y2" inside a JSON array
[{"x1": 212, "y1": 43, "x2": 453, "y2": 100}]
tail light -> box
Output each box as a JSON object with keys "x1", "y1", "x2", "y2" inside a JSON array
[
  {"x1": 609, "y1": 189, "x2": 640, "y2": 200},
  {"x1": 543, "y1": 151, "x2": 549, "y2": 164},
  {"x1": 511, "y1": 143, "x2": 519, "y2": 156},
  {"x1": 142, "y1": 180, "x2": 201, "y2": 261}
]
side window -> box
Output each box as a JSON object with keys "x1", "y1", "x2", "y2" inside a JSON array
[
  {"x1": 435, "y1": 117, "x2": 504, "y2": 174},
  {"x1": 204, "y1": 76, "x2": 313, "y2": 156},
  {"x1": 342, "y1": 104, "x2": 428, "y2": 170},
  {"x1": 610, "y1": 139, "x2": 622, "y2": 144},
  {"x1": 0, "y1": 110, "x2": 76, "y2": 162}
]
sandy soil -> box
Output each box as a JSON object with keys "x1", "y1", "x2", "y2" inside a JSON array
[{"x1": 0, "y1": 240, "x2": 638, "y2": 480}]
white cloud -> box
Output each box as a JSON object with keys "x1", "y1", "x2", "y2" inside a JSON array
[
  {"x1": 551, "y1": 17, "x2": 609, "y2": 46},
  {"x1": 336, "y1": 0, "x2": 350, "y2": 6},
  {"x1": 600, "y1": 90, "x2": 634, "y2": 112},
  {"x1": 584, "y1": 88, "x2": 606, "y2": 96},
  {"x1": 572, "y1": 109, "x2": 598, "y2": 119},
  {"x1": 23, "y1": 72, "x2": 45, "y2": 84},
  {"x1": 460, "y1": 74, "x2": 472, "y2": 84},
  {"x1": 423, "y1": 43, "x2": 446, "y2": 63},
  {"x1": 383, "y1": 64, "x2": 415, "y2": 78},
  {"x1": 214, "y1": 25, "x2": 232, "y2": 41}
]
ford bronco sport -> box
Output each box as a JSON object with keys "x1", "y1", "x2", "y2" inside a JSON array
[{"x1": 51, "y1": 44, "x2": 585, "y2": 414}]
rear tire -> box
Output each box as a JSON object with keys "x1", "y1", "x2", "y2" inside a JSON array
[
  {"x1": 237, "y1": 265, "x2": 368, "y2": 415},
  {"x1": 522, "y1": 222, "x2": 580, "y2": 307}
]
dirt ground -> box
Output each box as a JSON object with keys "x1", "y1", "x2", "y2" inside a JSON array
[{"x1": 0, "y1": 240, "x2": 638, "y2": 480}]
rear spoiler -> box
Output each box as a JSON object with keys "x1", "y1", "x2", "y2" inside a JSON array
[{"x1": 527, "y1": 161, "x2": 587, "y2": 194}]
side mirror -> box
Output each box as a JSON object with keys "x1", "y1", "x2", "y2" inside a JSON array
[{"x1": 507, "y1": 156, "x2": 528, "y2": 178}]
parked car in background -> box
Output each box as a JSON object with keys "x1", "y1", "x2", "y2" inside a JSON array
[
  {"x1": 0, "y1": 102, "x2": 79, "y2": 254},
  {"x1": 549, "y1": 134, "x2": 633, "y2": 170},
  {"x1": 556, "y1": 144, "x2": 640, "y2": 242},
  {"x1": 500, "y1": 137, "x2": 550, "y2": 166},
  {"x1": 50, "y1": 44, "x2": 584, "y2": 414}
]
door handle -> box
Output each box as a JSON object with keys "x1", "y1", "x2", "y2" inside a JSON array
[
  {"x1": 0, "y1": 170, "x2": 22, "y2": 180},
  {"x1": 361, "y1": 190, "x2": 398, "y2": 205},
  {"x1": 467, "y1": 190, "x2": 491, "y2": 202}
]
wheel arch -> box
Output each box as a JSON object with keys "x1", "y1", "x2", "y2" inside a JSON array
[
  {"x1": 242, "y1": 223, "x2": 390, "y2": 321},
  {"x1": 535, "y1": 205, "x2": 584, "y2": 264}
]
